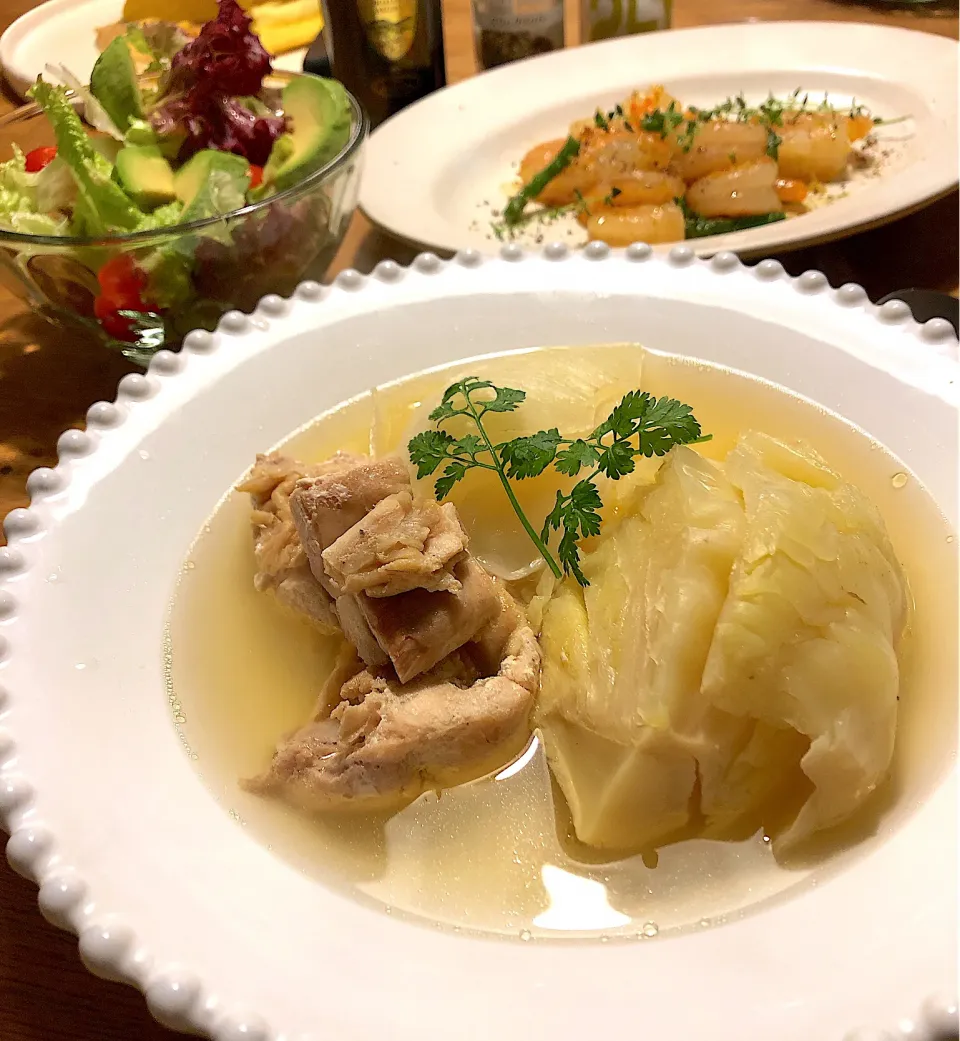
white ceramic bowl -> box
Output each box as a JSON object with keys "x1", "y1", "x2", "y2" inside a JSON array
[{"x1": 1, "y1": 244, "x2": 957, "y2": 1041}]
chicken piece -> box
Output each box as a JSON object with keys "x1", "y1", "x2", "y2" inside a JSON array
[
  {"x1": 353, "y1": 557, "x2": 501, "y2": 683},
  {"x1": 292, "y1": 456, "x2": 496, "y2": 680},
  {"x1": 321, "y1": 491, "x2": 468, "y2": 598},
  {"x1": 464, "y1": 583, "x2": 528, "y2": 676},
  {"x1": 332, "y1": 592, "x2": 390, "y2": 669},
  {"x1": 272, "y1": 566, "x2": 339, "y2": 628},
  {"x1": 243, "y1": 617, "x2": 541, "y2": 809},
  {"x1": 238, "y1": 452, "x2": 359, "y2": 632},
  {"x1": 290, "y1": 458, "x2": 411, "y2": 589}
]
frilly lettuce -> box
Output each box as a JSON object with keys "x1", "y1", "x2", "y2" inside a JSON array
[
  {"x1": 0, "y1": 145, "x2": 69, "y2": 236},
  {"x1": 0, "y1": 145, "x2": 38, "y2": 215},
  {"x1": 28, "y1": 80, "x2": 144, "y2": 235},
  {"x1": 134, "y1": 179, "x2": 244, "y2": 310},
  {"x1": 44, "y1": 63, "x2": 124, "y2": 141},
  {"x1": 124, "y1": 21, "x2": 192, "y2": 76},
  {"x1": 148, "y1": 0, "x2": 284, "y2": 166}
]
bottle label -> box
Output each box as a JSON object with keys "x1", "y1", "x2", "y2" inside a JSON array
[
  {"x1": 584, "y1": 0, "x2": 669, "y2": 40},
  {"x1": 357, "y1": 0, "x2": 418, "y2": 60},
  {"x1": 473, "y1": 0, "x2": 563, "y2": 34},
  {"x1": 473, "y1": 0, "x2": 563, "y2": 68}
]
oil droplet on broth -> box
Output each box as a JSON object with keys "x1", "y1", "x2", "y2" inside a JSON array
[
  {"x1": 166, "y1": 345, "x2": 957, "y2": 941},
  {"x1": 891, "y1": 472, "x2": 908, "y2": 489}
]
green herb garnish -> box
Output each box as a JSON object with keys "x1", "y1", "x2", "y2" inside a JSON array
[
  {"x1": 765, "y1": 127, "x2": 782, "y2": 160},
  {"x1": 655, "y1": 89, "x2": 875, "y2": 157},
  {"x1": 640, "y1": 100, "x2": 684, "y2": 139},
  {"x1": 683, "y1": 210, "x2": 787, "y2": 239},
  {"x1": 492, "y1": 187, "x2": 588, "y2": 239},
  {"x1": 501, "y1": 135, "x2": 580, "y2": 228},
  {"x1": 408, "y1": 378, "x2": 709, "y2": 585}
]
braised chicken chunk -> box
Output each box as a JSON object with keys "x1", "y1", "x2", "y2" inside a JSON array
[
  {"x1": 244, "y1": 623, "x2": 540, "y2": 808},
  {"x1": 241, "y1": 450, "x2": 542, "y2": 810}
]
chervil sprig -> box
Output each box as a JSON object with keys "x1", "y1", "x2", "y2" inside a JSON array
[
  {"x1": 535, "y1": 390, "x2": 709, "y2": 581},
  {"x1": 408, "y1": 378, "x2": 564, "y2": 578},
  {"x1": 408, "y1": 379, "x2": 711, "y2": 586}
]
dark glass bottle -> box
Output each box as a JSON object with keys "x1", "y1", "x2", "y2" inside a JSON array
[{"x1": 321, "y1": 0, "x2": 446, "y2": 127}]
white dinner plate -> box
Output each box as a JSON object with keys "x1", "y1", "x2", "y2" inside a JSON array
[
  {"x1": 360, "y1": 21, "x2": 959, "y2": 257},
  {"x1": 0, "y1": 245, "x2": 958, "y2": 1041},
  {"x1": 0, "y1": 0, "x2": 307, "y2": 99}
]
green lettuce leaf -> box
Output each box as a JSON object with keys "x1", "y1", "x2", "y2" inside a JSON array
[
  {"x1": 0, "y1": 145, "x2": 69, "y2": 236},
  {"x1": 28, "y1": 80, "x2": 144, "y2": 234},
  {"x1": 0, "y1": 145, "x2": 37, "y2": 213},
  {"x1": 179, "y1": 168, "x2": 247, "y2": 243},
  {"x1": 33, "y1": 156, "x2": 77, "y2": 213},
  {"x1": 136, "y1": 200, "x2": 183, "y2": 231},
  {"x1": 45, "y1": 62, "x2": 124, "y2": 140},
  {"x1": 139, "y1": 248, "x2": 193, "y2": 308}
]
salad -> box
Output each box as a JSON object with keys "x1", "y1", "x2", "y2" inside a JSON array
[{"x1": 0, "y1": 0, "x2": 358, "y2": 359}]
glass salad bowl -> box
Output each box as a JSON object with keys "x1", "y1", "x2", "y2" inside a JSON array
[{"x1": 0, "y1": 72, "x2": 367, "y2": 366}]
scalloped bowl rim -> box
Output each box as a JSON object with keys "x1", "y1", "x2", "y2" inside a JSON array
[{"x1": 0, "y1": 244, "x2": 957, "y2": 1041}]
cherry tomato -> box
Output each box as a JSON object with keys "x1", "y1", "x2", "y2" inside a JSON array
[
  {"x1": 24, "y1": 146, "x2": 58, "y2": 173},
  {"x1": 248, "y1": 164, "x2": 264, "y2": 190},
  {"x1": 96, "y1": 254, "x2": 147, "y2": 297},
  {"x1": 94, "y1": 256, "x2": 157, "y2": 342}
]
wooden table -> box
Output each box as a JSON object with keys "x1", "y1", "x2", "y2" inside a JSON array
[{"x1": 0, "y1": 0, "x2": 956, "y2": 1036}]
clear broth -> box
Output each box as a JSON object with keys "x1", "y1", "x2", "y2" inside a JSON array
[{"x1": 166, "y1": 346, "x2": 957, "y2": 939}]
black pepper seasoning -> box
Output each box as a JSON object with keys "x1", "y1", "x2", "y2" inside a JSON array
[{"x1": 471, "y1": 0, "x2": 564, "y2": 71}]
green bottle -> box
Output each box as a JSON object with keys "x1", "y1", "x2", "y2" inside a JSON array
[
  {"x1": 580, "y1": 0, "x2": 671, "y2": 42},
  {"x1": 324, "y1": 0, "x2": 446, "y2": 127}
]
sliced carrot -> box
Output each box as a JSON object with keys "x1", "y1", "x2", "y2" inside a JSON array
[
  {"x1": 775, "y1": 177, "x2": 808, "y2": 204},
  {"x1": 846, "y1": 114, "x2": 875, "y2": 142}
]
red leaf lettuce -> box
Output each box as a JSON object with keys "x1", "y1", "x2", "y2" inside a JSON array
[{"x1": 150, "y1": 0, "x2": 286, "y2": 166}]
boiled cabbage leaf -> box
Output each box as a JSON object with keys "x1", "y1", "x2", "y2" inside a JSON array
[
  {"x1": 538, "y1": 446, "x2": 755, "y2": 849},
  {"x1": 537, "y1": 433, "x2": 908, "y2": 855},
  {"x1": 701, "y1": 432, "x2": 907, "y2": 850}
]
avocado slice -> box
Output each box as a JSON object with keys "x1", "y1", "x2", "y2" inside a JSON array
[
  {"x1": 115, "y1": 145, "x2": 176, "y2": 209},
  {"x1": 175, "y1": 150, "x2": 251, "y2": 222},
  {"x1": 90, "y1": 36, "x2": 144, "y2": 131},
  {"x1": 259, "y1": 76, "x2": 352, "y2": 195}
]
